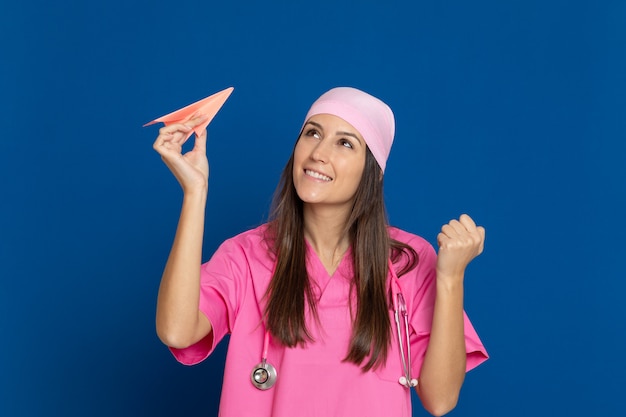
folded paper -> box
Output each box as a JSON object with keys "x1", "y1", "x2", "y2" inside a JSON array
[{"x1": 143, "y1": 87, "x2": 234, "y2": 139}]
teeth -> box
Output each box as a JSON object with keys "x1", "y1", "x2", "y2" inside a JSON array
[{"x1": 305, "y1": 169, "x2": 331, "y2": 181}]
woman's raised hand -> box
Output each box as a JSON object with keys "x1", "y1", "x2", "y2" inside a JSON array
[
  {"x1": 436, "y1": 214, "x2": 485, "y2": 282},
  {"x1": 153, "y1": 114, "x2": 209, "y2": 193}
]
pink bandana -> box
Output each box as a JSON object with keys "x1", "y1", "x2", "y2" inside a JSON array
[{"x1": 304, "y1": 87, "x2": 395, "y2": 172}]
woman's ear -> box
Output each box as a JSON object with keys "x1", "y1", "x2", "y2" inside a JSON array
[{"x1": 378, "y1": 169, "x2": 383, "y2": 182}]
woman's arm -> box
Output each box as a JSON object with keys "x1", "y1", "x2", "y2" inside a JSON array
[
  {"x1": 153, "y1": 116, "x2": 213, "y2": 349},
  {"x1": 416, "y1": 214, "x2": 485, "y2": 416}
]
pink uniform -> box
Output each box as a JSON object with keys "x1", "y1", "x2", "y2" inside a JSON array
[{"x1": 170, "y1": 224, "x2": 488, "y2": 417}]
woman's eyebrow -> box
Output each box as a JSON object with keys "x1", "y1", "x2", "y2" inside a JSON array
[{"x1": 305, "y1": 121, "x2": 323, "y2": 130}]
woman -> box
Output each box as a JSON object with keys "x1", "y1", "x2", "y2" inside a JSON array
[{"x1": 153, "y1": 87, "x2": 488, "y2": 417}]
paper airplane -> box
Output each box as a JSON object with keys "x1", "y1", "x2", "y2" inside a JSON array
[{"x1": 143, "y1": 87, "x2": 234, "y2": 139}]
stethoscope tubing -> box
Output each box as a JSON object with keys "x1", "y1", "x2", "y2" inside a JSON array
[{"x1": 390, "y1": 261, "x2": 418, "y2": 388}]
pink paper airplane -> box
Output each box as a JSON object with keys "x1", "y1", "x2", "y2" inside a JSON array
[{"x1": 143, "y1": 87, "x2": 234, "y2": 139}]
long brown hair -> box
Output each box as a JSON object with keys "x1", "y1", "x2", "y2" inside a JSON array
[{"x1": 264, "y1": 142, "x2": 418, "y2": 371}]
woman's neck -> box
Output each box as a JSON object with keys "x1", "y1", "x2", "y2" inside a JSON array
[{"x1": 302, "y1": 204, "x2": 351, "y2": 275}]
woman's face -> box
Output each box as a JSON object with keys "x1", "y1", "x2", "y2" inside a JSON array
[{"x1": 292, "y1": 113, "x2": 367, "y2": 209}]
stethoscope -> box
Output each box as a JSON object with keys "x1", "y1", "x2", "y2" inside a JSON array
[
  {"x1": 250, "y1": 331, "x2": 278, "y2": 389},
  {"x1": 393, "y1": 289, "x2": 419, "y2": 387},
  {"x1": 250, "y1": 260, "x2": 417, "y2": 390}
]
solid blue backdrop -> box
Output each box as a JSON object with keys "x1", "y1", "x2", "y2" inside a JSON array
[{"x1": 1, "y1": 0, "x2": 624, "y2": 416}]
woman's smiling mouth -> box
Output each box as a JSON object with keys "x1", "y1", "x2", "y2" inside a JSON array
[{"x1": 304, "y1": 169, "x2": 332, "y2": 181}]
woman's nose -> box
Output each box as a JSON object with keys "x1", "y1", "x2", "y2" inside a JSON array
[{"x1": 311, "y1": 139, "x2": 331, "y2": 163}]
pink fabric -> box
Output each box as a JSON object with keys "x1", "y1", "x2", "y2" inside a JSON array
[
  {"x1": 170, "y1": 225, "x2": 488, "y2": 417},
  {"x1": 304, "y1": 87, "x2": 395, "y2": 172}
]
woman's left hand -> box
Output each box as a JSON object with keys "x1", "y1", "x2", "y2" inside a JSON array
[{"x1": 436, "y1": 214, "x2": 485, "y2": 281}]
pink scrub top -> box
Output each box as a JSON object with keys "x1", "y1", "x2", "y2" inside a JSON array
[{"x1": 170, "y1": 224, "x2": 488, "y2": 417}]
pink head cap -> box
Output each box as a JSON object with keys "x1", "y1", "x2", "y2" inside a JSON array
[{"x1": 304, "y1": 87, "x2": 395, "y2": 172}]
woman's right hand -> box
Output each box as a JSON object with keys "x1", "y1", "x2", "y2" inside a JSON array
[{"x1": 153, "y1": 114, "x2": 210, "y2": 193}]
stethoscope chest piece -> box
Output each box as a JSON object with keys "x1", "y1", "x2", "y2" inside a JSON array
[{"x1": 250, "y1": 360, "x2": 277, "y2": 390}]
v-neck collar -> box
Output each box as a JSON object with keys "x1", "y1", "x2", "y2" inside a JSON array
[{"x1": 304, "y1": 239, "x2": 353, "y2": 296}]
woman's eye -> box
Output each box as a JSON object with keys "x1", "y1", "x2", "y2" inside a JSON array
[
  {"x1": 340, "y1": 139, "x2": 353, "y2": 149},
  {"x1": 306, "y1": 129, "x2": 321, "y2": 139}
]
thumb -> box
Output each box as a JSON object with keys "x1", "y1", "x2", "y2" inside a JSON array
[
  {"x1": 193, "y1": 128, "x2": 208, "y2": 153},
  {"x1": 477, "y1": 226, "x2": 486, "y2": 254}
]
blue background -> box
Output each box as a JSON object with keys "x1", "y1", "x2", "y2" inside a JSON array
[{"x1": 1, "y1": 0, "x2": 625, "y2": 416}]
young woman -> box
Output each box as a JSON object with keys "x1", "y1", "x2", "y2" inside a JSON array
[{"x1": 153, "y1": 87, "x2": 488, "y2": 417}]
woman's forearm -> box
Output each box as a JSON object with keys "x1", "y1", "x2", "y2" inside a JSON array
[
  {"x1": 416, "y1": 274, "x2": 467, "y2": 416},
  {"x1": 155, "y1": 188, "x2": 212, "y2": 348}
]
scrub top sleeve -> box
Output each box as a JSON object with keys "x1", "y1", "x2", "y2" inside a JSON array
[
  {"x1": 462, "y1": 311, "x2": 489, "y2": 371},
  {"x1": 169, "y1": 240, "x2": 246, "y2": 365}
]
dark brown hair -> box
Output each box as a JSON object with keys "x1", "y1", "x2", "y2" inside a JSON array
[{"x1": 264, "y1": 140, "x2": 418, "y2": 371}]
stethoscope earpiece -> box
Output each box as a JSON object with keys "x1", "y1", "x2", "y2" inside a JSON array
[
  {"x1": 398, "y1": 376, "x2": 418, "y2": 388},
  {"x1": 251, "y1": 360, "x2": 277, "y2": 390}
]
